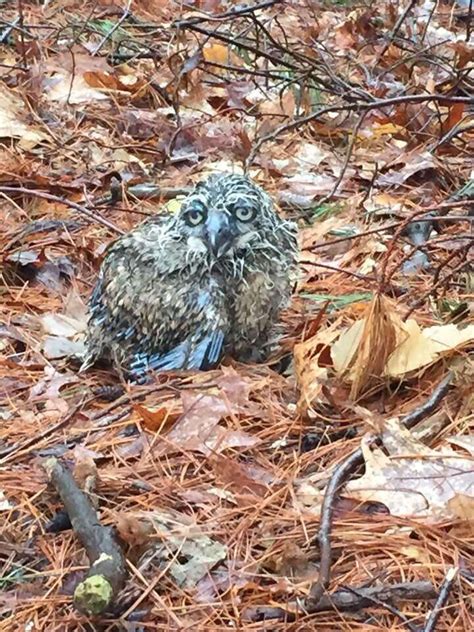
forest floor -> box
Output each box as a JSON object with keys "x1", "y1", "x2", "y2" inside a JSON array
[{"x1": 0, "y1": 1, "x2": 473, "y2": 630}]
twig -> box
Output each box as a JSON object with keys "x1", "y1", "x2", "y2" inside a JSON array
[
  {"x1": 17, "y1": 0, "x2": 27, "y2": 70},
  {"x1": 308, "y1": 207, "x2": 473, "y2": 252},
  {"x1": 173, "y1": 0, "x2": 281, "y2": 28},
  {"x1": 374, "y1": 0, "x2": 418, "y2": 65},
  {"x1": 246, "y1": 93, "x2": 473, "y2": 167},
  {"x1": 422, "y1": 567, "x2": 458, "y2": 632},
  {"x1": 317, "y1": 110, "x2": 368, "y2": 205},
  {"x1": 246, "y1": 580, "x2": 437, "y2": 621},
  {"x1": 0, "y1": 16, "x2": 20, "y2": 44},
  {"x1": 466, "y1": 0, "x2": 473, "y2": 42},
  {"x1": 0, "y1": 186, "x2": 124, "y2": 234},
  {"x1": 306, "y1": 448, "x2": 364, "y2": 609},
  {"x1": 306, "y1": 372, "x2": 453, "y2": 610},
  {"x1": 0, "y1": 396, "x2": 94, "y2": 463},
  {"x1": 432, "y1": 119, "x2": 474, "y2": 150},
  {"x1": 403, "y1": 254, "x2": 472, "y2": 320},
  {"x1": 66, "y1": 46, "x2": 76, "y2": 107},
  {"x1": 339, "y1": 585, "x2": 421, "y2": 631},
  {"x1": 92, "y1": 0, "x2": 132, "y2": 55},
  {"x1": 42, "y1": 457, "x2": 127, "y2": 615}
]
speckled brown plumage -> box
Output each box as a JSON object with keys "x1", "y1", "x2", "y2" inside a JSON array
[{"x1": 81, "y1": 173, "x2": 298, "y2": 377}]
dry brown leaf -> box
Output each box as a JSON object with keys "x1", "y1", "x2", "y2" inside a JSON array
[
  {"x1": 386, "y1": 322, "x2": 474, "y2": 376},
  {"x1": 136, "y1": 402, "x2": 181, "y2": 433},
  {"x1": 164, "y1": 372, "x2": 260, "y2": 454},
  {"x1": 211, "y1": 455, "x2": 268, "y2": 497},
  {"x1": 345, "y1": 418, "x2": 473, "y2": 520},
  {"x1": 44, "y1": 71, "x2": 109, "y2": 103},
  {"x1": 331, "y1": 302, "x2": 474, "y2": 384},
  {"x1": 294, "y1": 322, "x2": 339, "y2": 415},
  {"x1": 28, "y1": 366, "x2": 78, "y2": 400},
  {"x1": 447, "y1": 493, "x2": 474, "y2": 522},
  {"x1": 41, "y1": 313, "x2": 86, "y2": 337},
  {"x1": 331, "y1": 294, "x2": 398, "y2": 398},
  {"x1": 202, "y1": 43, "x2": 242, "y2": 69},
  {"x1": 0, "y1": 85, "x2": 48, "y2": 148}
]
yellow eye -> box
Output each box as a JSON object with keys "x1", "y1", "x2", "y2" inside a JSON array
[
  {"x1": 235, "y1": 207, "x2": 255, "y2": 222},
  {"x1": 186, "y1": 209, "x2": 205, "y2": 226}
]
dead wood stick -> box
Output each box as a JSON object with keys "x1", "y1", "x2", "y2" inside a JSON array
[
  {"x1": 0, "y1": 186, "x2": 124, "y2": 234},
  {"x1": 42, "y1": 457, "x2": 126, "y2": 616},
  {"x1": 306, "y1": 371, "x2": 453, "y2": 610},
  {"x1": 245, "y1": 580, "x2": 437, "y2": 622},
  {"x1": 0, "y1": 396, "x2": 94, "y2": 463},
  {"x1": 422, "y1": 567, "x2": 458, "y2": 632}
]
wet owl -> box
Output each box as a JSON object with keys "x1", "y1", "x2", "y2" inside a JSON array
[{"x1": 82, "y1": 173, "x2": 298, "y2": 377}]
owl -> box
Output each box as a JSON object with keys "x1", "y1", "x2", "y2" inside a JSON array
[{"x1": 81, "y1": 173, "x2": 298, "y2": 377}]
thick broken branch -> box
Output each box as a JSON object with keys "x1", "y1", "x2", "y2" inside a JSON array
[{"x1": 42, "y1": 457, "x2": 126, "y2": 616}]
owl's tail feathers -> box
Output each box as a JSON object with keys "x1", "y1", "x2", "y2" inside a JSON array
[{"x1": 128, "y1": 330, "x2": 225, "y2": 377}]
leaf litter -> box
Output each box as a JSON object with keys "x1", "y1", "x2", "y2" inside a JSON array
[{"x1": 0, "y1": 0, "x2": 472, "y2": 629}]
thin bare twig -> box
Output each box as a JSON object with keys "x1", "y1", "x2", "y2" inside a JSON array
[
  {"x1": 173, "y1": 0, "x2": 282, "y2": 28},
  {"x1": 92, "y1": 0, "x2": 132, "y2": 55},
  {"x1": 0, "y1": 396, "x2": 94, "y2": 463},
  {"x1": 342, "y1": 585, "x2": 420, "y2": 631},
  {"x1": 246, "y1": 580, "x2": 437, "y2": 621},
  {"x1": 403, "y1": 252, "x2": 472, "y2": 320},
  {"x1": 306, "y1": 372, "x2": 453, "y2": 610},
  {"x1": 246, "y1": 93, "x2": 473, "y2": 167},
  {"x1": 423, "y1": 567, "x2": 458, "y2": 632},
  {"x1": 0, "y1": 186, "x2": 124, "y2": 234},
  {"x1": 374, "y1": 0, "x2": 418, "y2": 65},
  {"x1": 317, "y1": 110, "x2": 368, "y2": 205},
  {"x1": 16, "y1": 0, "x2": 27, "y2": 70}
]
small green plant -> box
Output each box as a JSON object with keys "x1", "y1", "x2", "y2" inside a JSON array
[
  {"x1": 303, "y1": 291, "x2": 372, "y2": 311},
  {"x1": 311, "y1": 202, "x2": 344, "y2": 221}
]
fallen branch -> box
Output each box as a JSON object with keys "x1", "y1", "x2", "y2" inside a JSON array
[
  {"x1": 246, "y1": 93, "x2": 473, "y2": 167},
  {"x1": 0, "y1": 186, "x2": 124, "y2": 235},
  {"x1": 306, "y1": 371, "x2": 454, "y2": 611},
  {"x1": 42, "y1": 457, "x2": 127, "y2": 616},
  {"x1": 374, "y1": 0, "x2": 418, "y2": 65},
  {"x1": 423, "y1": 567, "x2": 458, "y2": 632},
  {"x1": 245, "y1": 580, "x2": 437, "y2": 621},
  {"x1": 0, "y1": 396, "x2": 94, "y2": 463}
]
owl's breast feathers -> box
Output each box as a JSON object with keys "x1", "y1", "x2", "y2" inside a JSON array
[{"x1": 82, "y1": 175, "x2": 298, "y2": 376}]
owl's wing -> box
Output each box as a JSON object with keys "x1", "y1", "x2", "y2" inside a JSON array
[
  {"x1": 128, "y1": 328, "x2": 225, "y2": 376},
  {"x1": 127, "y1": 285, "x2": 226, "y2": 375}
]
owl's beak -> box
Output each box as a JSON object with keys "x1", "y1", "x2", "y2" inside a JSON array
[{"x1": 206, "y1": 211, "x2": 234, "y2": 257}]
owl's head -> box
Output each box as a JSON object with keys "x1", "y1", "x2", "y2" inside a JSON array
[{"x1": 176, "y1": 173, "x2": 278, "y2": 258}]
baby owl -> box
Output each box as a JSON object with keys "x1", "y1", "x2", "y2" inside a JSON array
[{"x1": 82, "y1": 173, "x2": 298, "y2": 377}]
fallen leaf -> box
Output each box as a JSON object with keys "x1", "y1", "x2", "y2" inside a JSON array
[
  {"x1": 386, "y1": 322, "x2": 474, "y2": 376},
  {"x1": 400, "y1": 545, "x2": 431, "y2": 564},
  {"x1": 211, "y1": 455, "x2": 270, "y2": 497},
  {"x1": 42, "y1": 336, "x2": 85, "y2": 359},
  {"x1": 203, "y1": 43, "x2": 242, "y2": 68},
  {"x1": 29, "y1": 366, "x2": 78, "y2": 400},
  {"x1": 345, "y1": 418, "x2": 473, "y2": 520},
  {"x1": 163, "y1": 371, "x2": 260, "y2": 454},
  {"x1": 44, "y1": 72, "x2": 109, "y2": 103},
  {"x1": 136, "y1": 402, "x2": 181, "y2": 432},
  {"x1": 116, "y1": 510, "x2": 227, "y2": 588},
  {"x1": 294, "y1": 320, "x2": 340, "y2": 414},
  {"x1": 0, "y1": 84, "x2": 48, "y2": 148},
  {"x1": 41, "y1": 313, "x2": 86, "y2": 337},
  {"x1": 447, "y1": 493, "x2": 474, "y2": 522}
]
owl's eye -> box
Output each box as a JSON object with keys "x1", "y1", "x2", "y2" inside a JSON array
[
  {"x1": 185, "y1": 208, "x2": 206, "y2": 226},
  {"x1": 234, "y1": 207, "x2": 256, "y2": 222}
]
